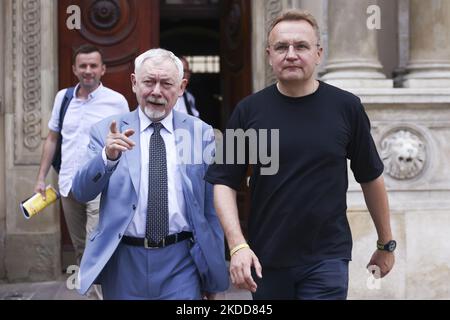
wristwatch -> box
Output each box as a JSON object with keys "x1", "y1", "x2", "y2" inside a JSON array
[{"x1": 377, "y1": 240, "x2": 397, "y2": 252}]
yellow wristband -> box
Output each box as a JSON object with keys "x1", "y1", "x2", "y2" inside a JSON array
[{"x1": 230, "y1": 243, "x2": 250, "y2": 257}]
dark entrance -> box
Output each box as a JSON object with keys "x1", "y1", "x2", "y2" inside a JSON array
[
  {"x1": 160, "y1": 2, "x2": 222, "y2": 128},
  {"x1": 161, "y1": 0, "x2": 253, "y2": 241}
]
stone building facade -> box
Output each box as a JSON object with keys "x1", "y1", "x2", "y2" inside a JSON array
[{"x1": 1, "y1": 0, "x2": 449, "y2": 299}]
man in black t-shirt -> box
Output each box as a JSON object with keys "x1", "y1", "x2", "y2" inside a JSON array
[{"x1": 205, "y1": 9, "x2": 396, "y2": 300}]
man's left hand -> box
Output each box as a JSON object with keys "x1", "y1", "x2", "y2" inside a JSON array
[{"x1": 367, "y1": 249, "x2": 395, "y2": 278}]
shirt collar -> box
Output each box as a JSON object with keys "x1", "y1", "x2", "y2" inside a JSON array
[
  {"x1": 73, "y1": 82, "x2": 103, "y2": 100},
  {"x1": 138, "y1": 107, "x2": 174, "y2": 134}
]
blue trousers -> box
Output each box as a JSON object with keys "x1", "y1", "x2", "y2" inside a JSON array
[
  {"x1": 252, "y1": 258, "x2": 349, "y2": 300},
  {"x1": 100, "y1": 239, "x2": 201, "y2": 300}
]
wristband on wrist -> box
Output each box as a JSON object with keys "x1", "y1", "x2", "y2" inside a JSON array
[{"x1": 230, "y1": 243, "x2": 250, "y2": 257}]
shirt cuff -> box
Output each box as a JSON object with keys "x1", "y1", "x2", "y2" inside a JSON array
[{"x1": 102, "y1": 147, "x2": 120, "y2": 169}]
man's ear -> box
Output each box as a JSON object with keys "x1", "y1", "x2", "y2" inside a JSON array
[
  {"x1": 178, "y1": 78, "x2": 188, "y2": 97},
  {"x1": 266, "y1": 47, "x2": 273, "y2": 66},
  {"x1": 72, "y1": 64, "x2": 76, "y2": 76},
  {"x1": 316, "y1": 47, "x2": 323, "y2": 66},
  {"x1": 131, "y1": 74, "x2": 137, "y2": 93},
  {"x1": 101, "y1": 64, "x2": 106, "y2": 77}
]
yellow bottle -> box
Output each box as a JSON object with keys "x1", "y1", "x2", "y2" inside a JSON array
[{"x1": 20, "y1": 185, "x2": 60, "y2": 219}]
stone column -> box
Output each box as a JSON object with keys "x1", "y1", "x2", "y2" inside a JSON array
[
  {"x1": 403, "y1": 0, "x2": 450, "y2": 88},
  {"x1": 0, "y1": 0, "x2": 6, "y2": 280},
  {"x1": 321, "y1": 0, "x2": 392, "y2": 88},
  {"x1": 3, "y1": 0, "x2": 60, "y2": 282}
]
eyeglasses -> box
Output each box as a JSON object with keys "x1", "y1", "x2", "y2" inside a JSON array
[{"x1": 269, "y1": 42, "x2": 320, "y2": 55}]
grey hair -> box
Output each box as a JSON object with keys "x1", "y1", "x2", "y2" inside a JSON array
[{"x1": 134, "y1": 48, "x2": 184, "y2": 82}]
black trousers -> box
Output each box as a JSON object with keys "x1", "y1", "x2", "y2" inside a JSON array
[{"x1": 252, "y1": 258, "x2": 349, "y2": 300}]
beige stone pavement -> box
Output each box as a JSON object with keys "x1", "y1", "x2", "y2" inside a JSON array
[{"x1": 0, "y1": 274, "x2": 252, "y2": 300}]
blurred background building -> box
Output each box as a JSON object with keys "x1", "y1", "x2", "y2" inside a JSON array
[{"x1": 0, "y1": 0, "x2": 449, "y2": 299}]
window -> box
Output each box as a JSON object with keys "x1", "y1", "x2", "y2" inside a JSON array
[{"x1": 186, "y1": 55, "x2": 220, "y2": 73}]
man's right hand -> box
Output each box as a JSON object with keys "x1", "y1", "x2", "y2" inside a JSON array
[
  {"x1": 34, "y1": 180, "x2": 47, "y2": 200},
  {"x1": 105, "y1": 120, "x2": 135, "y2": 160},
  {"x1": 229, "y1": 247, "x2": 262, "y2": 293}
]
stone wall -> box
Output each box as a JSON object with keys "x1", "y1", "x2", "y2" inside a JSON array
[
  {"x1": 1, "y1": 0, "x2": 60, "y2": 282},
  {"x1": 347, "y1": 90, "x2": 450, "y2": 299}
]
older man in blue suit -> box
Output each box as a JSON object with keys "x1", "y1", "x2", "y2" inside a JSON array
[{"x1": 72, "y1": 48, "x2": 229, "y2": 300}]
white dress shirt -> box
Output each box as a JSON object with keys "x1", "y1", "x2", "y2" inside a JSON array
[
  {"x1": 173, "y1": 90, "x2": 200, "y2": 117},
  {"x1": 112, "y1": 108, "x2": 190, "y2": 237},
  {"x1": 48, "y1": 83, "x2": 129, "y2": 197}
]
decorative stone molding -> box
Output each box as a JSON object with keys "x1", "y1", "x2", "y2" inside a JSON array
[
  {"x1": 264, "y1": 0, "x2": 283, "y2": 87},
  {"x1": 380, "y1": 129, "x2": 426, "y2": 180},
  {"x1": 22, "y1": 0, "x2": 41, "y2": 151},
  {"x1": 3, "y1": 0, "x2": 60, "y2": 282},
  {"x1": 13, "y1": 0, "x2": 42, "y2": 164}
]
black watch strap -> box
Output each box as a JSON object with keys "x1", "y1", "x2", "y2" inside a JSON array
[{"x1": 377, "y1": 240, "x2": 397, "y2": 252}]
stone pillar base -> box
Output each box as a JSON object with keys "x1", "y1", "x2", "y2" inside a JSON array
[
  {"x1": 403, "y1": 62, "x2": 450, "y2": 88},
  {"x1": 324, "y1": 78, "x2": 393, "y2": 89},
  {"x1": 403, "y1": 79, "x2": 450, "y2": 88},
  {"x1": 5, "y1": 233, "x2": 61, "y2": 282}
]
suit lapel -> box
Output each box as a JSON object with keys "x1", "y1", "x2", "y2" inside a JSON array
[
  {"x1": 121, "y1": 109, "x2": 141, "y2": 196},
  {"x1": 173, "y1": 110, "x2": 195, "y2": 198}
]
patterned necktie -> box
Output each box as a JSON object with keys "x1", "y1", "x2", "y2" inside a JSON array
[{"x1": 145, "y1": 122, "x2": 169, "y2": 244}]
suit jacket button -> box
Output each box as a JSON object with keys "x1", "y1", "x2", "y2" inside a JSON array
[
  {"x1": 132, "y1": 205, "x2": 136, "y2": 210},
  {"x1": 118, "y1": 233, "x2": 122, "y2": 239}
]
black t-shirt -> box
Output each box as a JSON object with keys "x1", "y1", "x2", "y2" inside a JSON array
[{"x1": 205, "y1": 81, "x2": 384, "y2": 267}]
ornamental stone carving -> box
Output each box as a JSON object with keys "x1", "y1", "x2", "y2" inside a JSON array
[
  {"x1": 264, "y1": 0, "x2": 283, "y2": 86},
  {"x1": 380, "y1": 129, "x2": 426, "y2": 180},
  {"x1": 22, "y1": 0, "x2": 41, "y2": 151}
]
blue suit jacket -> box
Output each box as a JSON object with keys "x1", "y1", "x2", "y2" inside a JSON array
[{"x1": 72, "y1": 109, "x2": 229, "y2": 295}]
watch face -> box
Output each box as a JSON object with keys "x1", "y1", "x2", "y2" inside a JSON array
[{"x1": 388, "y1": 240, "x2": 397, "y2": 252}]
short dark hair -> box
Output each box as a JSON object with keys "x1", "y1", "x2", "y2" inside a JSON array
[
  {"x1": 72, "y1": 44, "x2": 104, "y2": 65},
  {"x1": 267, "y1": 9, "x2": 321, "y2": 45}
]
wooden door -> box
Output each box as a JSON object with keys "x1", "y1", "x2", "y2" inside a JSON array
[
  {"x1": 220, "y1": 0, "x2": 253, "y2": 237},
  {"x1": 220, "y1": 0, "x2": 252, "y2": 127},
  {"x1": 58, "y1": 0, "x2": 160, "y2": 109},
  {"x1": 57, "y1": 0, "x2": 159, "y2": 265}
]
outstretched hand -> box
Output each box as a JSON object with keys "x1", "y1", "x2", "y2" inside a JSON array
[{"x1": 105, "y1": 120, "x2": 135, "y2": 160}]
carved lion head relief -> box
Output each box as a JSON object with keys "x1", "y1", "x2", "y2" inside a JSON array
[{"x1": 381, "y1": 130, "x2": 426, "y2": 180}]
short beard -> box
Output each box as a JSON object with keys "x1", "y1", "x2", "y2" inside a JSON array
[
  {"x1": 80, "y1": 79, "x2": 100, "y2": 92},
  {"x1": 144, "y1": 107, "x2": 167, "y2": 122}
]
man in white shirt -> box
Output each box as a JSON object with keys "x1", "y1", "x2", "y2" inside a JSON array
[
  {"x1": 173, "y1": 56, "x2": 200, "y2": 117},
  {"x1": 34, "y1": 44, "x2": 129, "y2": 265}
]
